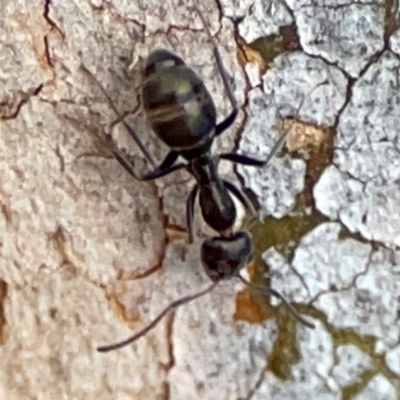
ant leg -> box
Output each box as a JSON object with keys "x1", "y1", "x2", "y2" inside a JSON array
[
  {"x1": 237, "y1": 274, "x2": 316, "y2": 329},
  {"x1": 218, "y1": 79, "x2": 330, "y2": 167},
  {"x1": 79, "y1": 64, "x2": 155, "y2": 166},
  {"x1": 223, "y1": 180, "x2": 257, "y2": 217},
  {"x1": 220, "y1": 154, "x2": 264, "y2": 166},
  {"x1": 194, "y1": 6, "x2": 238, "y2": 137},
  {"x1": 219, "y1": 126, "x2": 291, "y2": 168},
  {"x1": 144, "y1": 151, "x2": 179, "y2": 179},
  {"x1": 121, "y1": 122, "x2": 155, "y2": 166},
  {"x1": 114, "y1": 150, "x2": 184, "y2": 181},
  {"x1": 215, "y1": 110, "x2": 238, "y2": 136},
  {"x1": 186, "y1": 185, "x2": 199, "y2": 243}
]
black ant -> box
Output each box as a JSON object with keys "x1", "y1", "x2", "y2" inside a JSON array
[{"x1": 81, "y1": 5, "x2": 316, "y2": 352}]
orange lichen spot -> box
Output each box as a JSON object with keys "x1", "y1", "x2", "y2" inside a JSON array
[
  {"x1": 13, "y1": 11, "x2": 52, "y2": 71},
  {"x1": 166, "y1": 227, "x2": 188, "y2": 242},
  {"x1": 234, "y1": 288, "x2": 269, "y2": 323},
  {"x1": 106, "y1": 295, "x2": 142, "y2": 330},
  {"x1": 246, "y1": 258, "x2": 257, "y2": 279},
  {"x1": 277, "y1": 118, "x2": 330, "y2": 152},
  {"x1": 237, "y1": 37, "x2": 266, "y2": 70}
]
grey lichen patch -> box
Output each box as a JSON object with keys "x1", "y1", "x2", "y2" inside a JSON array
[
  {"x1": 264, "y1": 222, "x2": 371, "y2": 303},
  {"x1": 222, "y1": 0, "x2": 386, "y2": 79},
  {"x1": 223, "y1": 2, "x2": 400, "y2": 399},
  {"x1": 390, "y1": 28, "x2": 400, "y2": 55},
  {"x1": 290, "y1": 1, "x2": 385, "y2": 78},
  {"x1": 353, "y1": 374, "x2": 397, "y2": 400},
  {"x1": 330, "y1": 345, "x2": 373, "y2": 390},
  {"x1": 220, "y1": 0, "x2": 293, "y2": 43},
  {"x1": 252, "y1": 320, "x2": 338, "y2": 399},
  {"x1": 238, "y1": 87, "x2": 306, "y2": 218},
  {"x1": 265, "y1": 221, "x2": 400, "y2": 352},
  {"x1": 385, "y1": 344, "x2": 400, "y2": 376},
  {"x1": 238, "y1": 52, "x2": 347, "y2": 217},
  {"x1": 315, "y1": 246, "x2": 400, "y2": 349},
  {"x1": 315, "y1": 51, "x2": 400, "y2": 247},
  {"x1": 258, "y1": 222, "x2": 400, "y2": 397},
  {"x1": 263, "y1": 52, "x2": 347, "y2": 125},
  {"x1": 0, "y1": 1, "x2": 53, "y2": 118}
]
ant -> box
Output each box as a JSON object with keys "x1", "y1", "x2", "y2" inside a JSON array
[{"x1": 81, "y1": 5, "x2": 316, "y2": 352}]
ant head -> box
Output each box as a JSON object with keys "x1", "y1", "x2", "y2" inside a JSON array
[
  {"x1": 201, "y1": 231, "x2": 253, "y2": 282},
  {"x1": 144, "y1": 49, "x2": 184, "y2": 76}
]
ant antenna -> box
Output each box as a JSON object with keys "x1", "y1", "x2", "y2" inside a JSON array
[
  {"x1": 97, "y1": 281, "x2": 219, "y2": 352},
  {"x1": 237, "y1": 274, "x2": 315, "y2": 329},
  {"x1": 266, "y1": 79, "x2": 329, "y2": 164}
]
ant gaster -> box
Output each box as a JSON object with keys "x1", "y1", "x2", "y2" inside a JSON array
[{"x1": 82, "y1": 6, "x2": 316, "y2": 352}]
